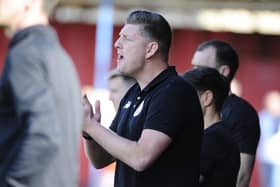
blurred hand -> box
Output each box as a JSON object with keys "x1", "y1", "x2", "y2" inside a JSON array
[
  {"x1": 82, "y1": 94, "x2": 93, "y2": 120},
  {"x1": 94, "y1": 99, "x2": 101, "y2": 123},
  {"x1": 82, "y1": 95, "x2": 101, "y2": 134}
]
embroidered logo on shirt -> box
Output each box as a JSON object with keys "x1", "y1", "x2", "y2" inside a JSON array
[
  {"x1": 123, "y1": 101, "x2": 131, "y2": 109},
  {"x1": 133, "y1": 101, "x2": 144, "y2": 117}
]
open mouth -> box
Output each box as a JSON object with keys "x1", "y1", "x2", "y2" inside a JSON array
[{"x1": 118, "y1": 54, "x2": 124, "y2": 60}]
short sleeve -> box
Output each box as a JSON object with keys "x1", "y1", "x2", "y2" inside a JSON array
[
  {"x1": 222, "y1": 95, "x2": 260, "y2": 154},
  {"x1": 144, "y1": 80, "x2": 200, "y2": 139}
]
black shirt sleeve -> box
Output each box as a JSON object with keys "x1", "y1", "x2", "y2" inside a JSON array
[
  {"x1": 144, "y1": 79, "x2": 201, "y2": 139},
  {"x1": 222, "y1": 94, "x2": 260, "y2": 154}
]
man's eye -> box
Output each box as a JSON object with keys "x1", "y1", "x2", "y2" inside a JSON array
[{"x1": 124, "y1": 36, "x2": 132, "y2": 41}]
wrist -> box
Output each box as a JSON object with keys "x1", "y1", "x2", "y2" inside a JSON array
[{"x1": 82, "y1": 131, "x2": 93, "y2": 140}]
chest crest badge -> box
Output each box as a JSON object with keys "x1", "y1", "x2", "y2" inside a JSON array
[
  {"x1": 133, "y1": 100, "x2": 144, "y2": 117},
  {"x1": 123, "y1": 101, "x2": 132, "y2": 109}
]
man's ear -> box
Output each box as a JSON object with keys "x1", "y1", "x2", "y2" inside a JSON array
[
  {"x1": 145, "y1": 42, "x2": 159, "y2": 59},
  {"x1": 201, "y1": 90, "x2": 214, "y2": 108},
  {"x1": 219, "y1": 65, "x2": 230, "y2": 78}
]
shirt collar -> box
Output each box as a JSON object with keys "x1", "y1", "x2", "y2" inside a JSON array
[{"x1": 139, "y1": 66, "x2": 177, "y2": 96}]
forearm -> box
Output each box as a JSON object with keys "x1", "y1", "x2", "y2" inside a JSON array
[
  {"x1": 236, "y1": 153, "x2": 255, "y2": 187},
  {"x1": 199, "y1": 175, "x2": 205, "y2": 184},
  {"x1": 84, "y1": 138, "x2": 115, "y2": 169},
  {"x1": 84, "y1": 120, "x2": 171, "y2": 172},
  {"x1": 237, "y1": 172, "x2": 251, "y2": 187},
  {"x1": 82, "y1": 97, "x2": 171, "y2": 172},
  {"x1": 85, "y1": 123, "x2": 143, "y2": 171}
]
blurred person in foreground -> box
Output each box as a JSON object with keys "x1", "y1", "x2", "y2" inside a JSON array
[
  {"x1": 82, "y1": 9, "x2": 203, "y2": 187},
  {"x1": 190, "y1": 40, "x2": 260, "y2": 187},
  {"x1": 0, "y1": 0, "x2": 83, "y2": 186},
  {"x1": 183, "y1": 67, "x2": 240, "y2": 187}
]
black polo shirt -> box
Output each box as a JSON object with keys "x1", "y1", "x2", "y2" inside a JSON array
[
  {"x1": 221, "y1": 94, "x2": 260, "y2": 154},
  {"x1": 200, "y1": 121, "x2": 240, "y2": 187},
  {"x1": 110, "y1": 66, "x2": 203, "y2": 187}
]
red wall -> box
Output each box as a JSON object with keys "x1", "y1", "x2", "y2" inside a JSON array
[
  {"x1": 52, "y1": 23, "x2": 96, "y2": 86},
  {"x1": 0, "y1": 30, "x2": 8, "y2": 71}
]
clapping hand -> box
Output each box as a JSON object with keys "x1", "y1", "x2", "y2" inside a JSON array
[{"x1": 82, "y1": 95, "x2": 101, "y2": 139}]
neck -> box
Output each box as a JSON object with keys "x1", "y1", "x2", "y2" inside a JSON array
[
  {"x1": 8, "y1": 13, "x2": 48, "y2": 38},
  {"x1": 136, "y1": 59, "x2": 168, "y2": 90},
  {"x1": 203, "y1": 108, "x2": 221, "y2": 129}
]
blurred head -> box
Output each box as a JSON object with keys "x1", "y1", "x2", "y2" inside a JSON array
[
  {"x1": 114, "y1": 10, "x2": 172, "y2": 76},
  {"x1": 182, "y1": 67, "x2": 230, "y2": 114},
  {"x1": 263, "y1": 90, "x2": 280, "y2": 117},
  {"x1": 108, "y1": 69, "x2": 136, "y2": 110},
  {"x1": 191, "y1": 40, "x2": 239, "y2": 82},
  {"x1": 0, "y1": 0, "x2": 59, "y2": 33},
  {"x1": 230, "y1": 78, "x2": 243, "y2": 96}
]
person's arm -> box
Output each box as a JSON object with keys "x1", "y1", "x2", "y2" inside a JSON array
[
  {"x1": 82, "y1": 96, "x2": 115, "y2": 168},
  {"x1": 221, "y1": 95, "x2": 260, "y2": 187},
  {"x1": 82, "y1": 96, "x2": 172, "y2": 172},
  {"x1": 236, "y1": 153, "x2": 255, "y2": 187},
  {"x1": 84, "y1": 138, "x2": 115, "y2": 168},
  {"x1": 199, "y1": 175, "x2": 205, "y2": 184},
  {"x1": 6, "y1": 50, "x2": 62, "y2": 182}
]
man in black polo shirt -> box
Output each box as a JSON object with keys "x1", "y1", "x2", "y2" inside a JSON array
[
  {"x1": 190, "y1": 40, "x2": 260, "y2": 187},
  {"x1": 82, "y1": 10, "x2": 203, "y2": 187},
  {"x1": 183, "y1": 67, "x2": 240, "y2": 187}
]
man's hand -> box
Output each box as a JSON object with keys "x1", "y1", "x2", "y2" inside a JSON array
[{"x1": 82, "y1": 95, "x2": 101, "y2": 138}]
